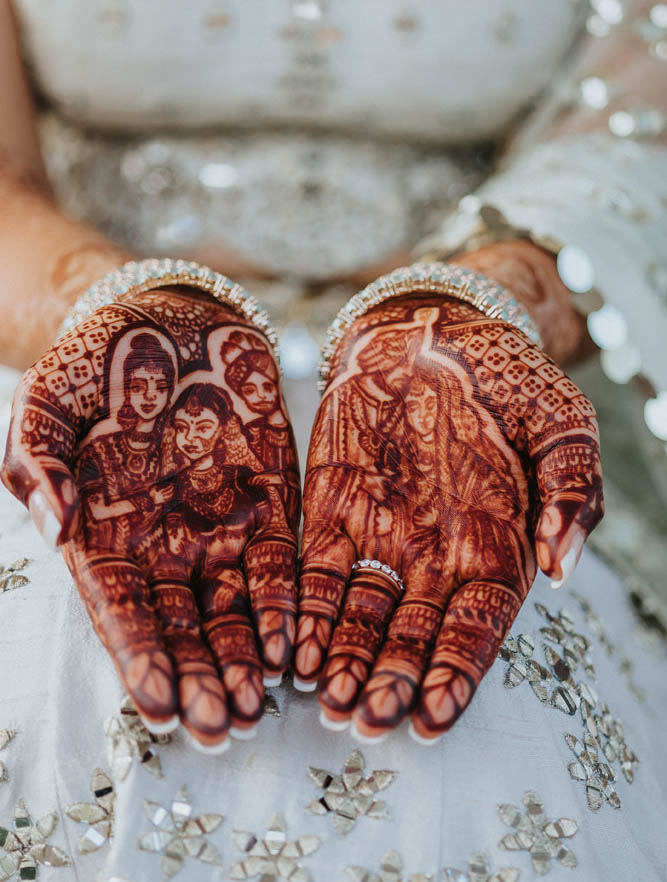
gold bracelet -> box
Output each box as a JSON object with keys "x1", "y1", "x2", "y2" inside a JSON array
[
  {"x1": 318, "y1": 261, "x2": 542, "y2": 392},
  {"x1": 57, "y1": 257, "x2": 281, "y2": 365}
]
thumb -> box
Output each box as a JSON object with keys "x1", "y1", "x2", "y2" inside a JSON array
[
  {"x1": 535, "y1": 491, "x2": 601, "y2": 589},
  {"x1": 1, "y1": 373, "x2": 82, "y2": 547}
]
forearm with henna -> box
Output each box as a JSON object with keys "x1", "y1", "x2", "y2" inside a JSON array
[{"x1": 447, "y1": 238, "x2": 592, "y2": 366}]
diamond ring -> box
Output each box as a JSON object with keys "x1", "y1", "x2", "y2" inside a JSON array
[{"x1": 351, "y1": 559, "x2": 405, "y2": 593}]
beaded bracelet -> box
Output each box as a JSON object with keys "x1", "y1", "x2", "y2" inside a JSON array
[
  {"x1": 318, "y1": 262, "x2": 542, "y2": 392},
  {"x1": 56, "y1": 257, "x2": 281, "y2": 365}
]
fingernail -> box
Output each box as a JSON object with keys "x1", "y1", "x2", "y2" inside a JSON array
[
  {"x1": 293, "y1": 676, "x2": 318, "y2": 693},
  {"x1": 263, "y1": 674, "x2": 282, "y2": 688},
  {"x1": 186, "y1": 730, "x2": 230, "y2": 755},
  {"x1": 140, "y1": 714, "x2": 180, "y2": 736},
  {"x1": 550, "y1": 531, "x2": 585, "y2": 590},
  {"x1": 350, "y1": 720, "x2": 388, "y2": 745},
  {"x1": 408, "y1": 720, "x2": 441, "y2": 746},
  {"x1": 29, "y1": 490, "x2": 62, "y2": 549},
  {"x1": 319, "y1": 709, "x2": 350, "y2": 732},
  {"x1": 230, "y1": 725, "x2": 258, "y2": 741}
]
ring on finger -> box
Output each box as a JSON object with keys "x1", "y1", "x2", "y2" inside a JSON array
[{"x1": 351, "y1": 559, "x2": 405, "y2": 593}]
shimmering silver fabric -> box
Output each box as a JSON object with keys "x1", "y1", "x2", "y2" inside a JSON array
[{"x1": 41, "y1": 114, "x2": 486, "y2": 282}]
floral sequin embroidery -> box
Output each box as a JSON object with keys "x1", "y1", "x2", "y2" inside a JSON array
[
  {"x1": 497, "y1": 790, "x2": 578, "y2": 874},
  {"x1": 65, "y1": 767, "x2": 115, "y2": 853},
  {"x1": 137, "y1": 785, "x2": 223, "y2": 879},
  {"x1": 0, "y1": 800, "x2": 70, "y2": 880},
  {"x1": 105, "y1": 696, "x2": 171, "y2": 780},
  {"x1": 229, "y1": 814, "x2": 321, "y2": 881},
  {"x1": 0, "y1": 559, "x2": 30, "y2": 594},
  {"x1": 498, "y1": 600, "x2": 640, "y2": 811},
  {"x1": 347, "y1": 849, "x2": 433, "y2": 882},
  {"x1": 306, "y1": 749, "x2": 397, "y2": 834}
]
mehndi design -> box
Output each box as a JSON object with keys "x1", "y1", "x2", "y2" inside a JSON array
[
  {"x1": 1, "y1": 287, "x2": 299, "y2": 751},
  {"x1": 296, "y1": 293, "x2": 603, "y2": 741}
]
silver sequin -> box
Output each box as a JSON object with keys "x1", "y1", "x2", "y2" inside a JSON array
[
  {"x1": 443, "y1": 853, "x2": 519, "y2": 882},
  {"x1": 105, "y1": 696, "x2": 171, "y2": 780},
  {"x1": 0, "y1": 731, "x2": 16, "y2": 787},
  {"x1": 347, "y1": 849, "x2": 433, "y2": 882},
  {"x1": 229, "y1": 814, "x2": 321, "y2": 881},
  {"x1": 306, "y1": 749, "x2": 397, "y2": 835},
  {"x1": 0, "y1": 559, "x2": 31, "y2": 594},
  {"x1": 137, "y1": 786, "x2": 223, "y2": 879},
  {"x1": 498, "y1": 600, "x2": 640, "y2": 812},
  {"x1": 0, "y1": 800, "x2": 70, "y2": 880},
  {"x1": 497, "y1": 790, "x2": 578, "y2": 874},
  {"x1": 65, "y1": 768, "x2": 115, "y2": 854}
]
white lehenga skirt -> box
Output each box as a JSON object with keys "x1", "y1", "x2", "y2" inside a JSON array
[{"x1": 0, "y1": 364, "x2": 666, "y2": 882}]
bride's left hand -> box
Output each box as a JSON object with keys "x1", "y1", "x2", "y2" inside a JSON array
[{"x1": 294, "y1": 276, "x2": 603, "y2": 742}]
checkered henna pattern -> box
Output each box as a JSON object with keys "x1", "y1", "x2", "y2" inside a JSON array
[
  {"x1": 1, "y1": 288, "x2": 299, "y2": 750},
  {"x1": 296, "y1": 293, "x2": 602, "y2": 741}
]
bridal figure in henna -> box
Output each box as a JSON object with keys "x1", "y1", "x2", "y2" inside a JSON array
[
  {"x1": 152, "y1": 381, "x2": 274, "y2": 731},
  {"x1": 295, "y1": 293, "x2": 603, "y2": 743},
  {"x1": 164, "y1": 382, "x2": 269, "y2": 538},
  {"x1": 2, "y1": 287, "x2": 300, "y2": 751}
]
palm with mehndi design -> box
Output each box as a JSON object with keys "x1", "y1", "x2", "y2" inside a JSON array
[
  {"x1": 295, "y1": 293, "x2": 603, "y2": 742},
  {"x1": 1, "y1": 287, "x2": 299, "y2": 752}
]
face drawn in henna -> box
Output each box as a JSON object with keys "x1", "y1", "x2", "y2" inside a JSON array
[
  {"x1": 404, "y1": 374, "x2": 437, "y2": 443},
  {"x1": 298, "y1": 293, "x2": 603, "y2": 738},
  {"x1": 3, "y1": 291, "x2": 300, "y2": 742},
  {"x1": 172, "y1": 385, "x2": 228, "y2": 464}
]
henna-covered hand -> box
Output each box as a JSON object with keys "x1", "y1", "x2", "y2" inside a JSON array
[
  {"x1": 1, "y1": 287, "x2": 299, "y2": 751},
  {"x1": 295, "y1": 292, "x2": 603, "y2": 743}
]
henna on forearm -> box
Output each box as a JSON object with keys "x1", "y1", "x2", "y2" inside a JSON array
[
  {"x1": 297, "y1": 290, "x2": 603, "y2": 741},
  {"x1": 448, "y1": 238, "x2": 592, "y2": 366}
]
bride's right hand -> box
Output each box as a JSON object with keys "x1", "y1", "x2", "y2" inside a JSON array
[{"x1": 1, "y1": 285, "x2": 300, "y2": 752}]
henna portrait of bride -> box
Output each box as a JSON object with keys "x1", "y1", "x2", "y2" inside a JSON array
[
  {"x1": 296, "y1": 293, "x2": 603, "y2": 742},
  {"x1": 2, "y1": 287, "x2": 300, "y2": 751}
]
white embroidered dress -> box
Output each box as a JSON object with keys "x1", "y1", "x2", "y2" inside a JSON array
[{"x1": 1, "y1": 2, "x2": 666, "y2": 880}]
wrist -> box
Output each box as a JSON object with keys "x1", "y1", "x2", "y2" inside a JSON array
[
  {"x1": 0, "y1": 178, "x2": 131, "y2": 368},
  {"x1": 448, "y1": 239, "x2": 592, "y2": 365}
]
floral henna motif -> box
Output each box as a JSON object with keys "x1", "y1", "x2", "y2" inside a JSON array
[
  {"x1": 1, "y1": 288, "x2": 299, "y2": 750},
  {"x1": 297, "y1": 292, "x2": 603, "y2": 741}
]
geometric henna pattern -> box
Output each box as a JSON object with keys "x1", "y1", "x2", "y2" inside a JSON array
[
  {"x1": 296, "y1": 292, "x2": 603, "y2": 741},
  {"x1": 1, "y1": 288, "x2": 299, "y2": 751}
]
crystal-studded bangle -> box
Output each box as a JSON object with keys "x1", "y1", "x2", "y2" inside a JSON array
[
  {"x1": 318, "y1": 262, "x2": 542, "y2": 392},
  {"x1": 56, "y1": 257, "x2": 280, "y2": 364},
  {"x1": 415, "y1": 202, "x2": 605, "y2": 318}
]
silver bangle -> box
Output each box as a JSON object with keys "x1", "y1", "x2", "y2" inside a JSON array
[
  {"x1": 318, "y1": 261, "x2": 542, "y2": 392},
  {"x1": 415, "y1": 202, "x2": 605, "y2": 318},
  {"x1": 56, "y1": 257, "x2": 281, "y2": 365},
  {"x1": 351, "y1": 559, "x2": 405, "y2": 593}
]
